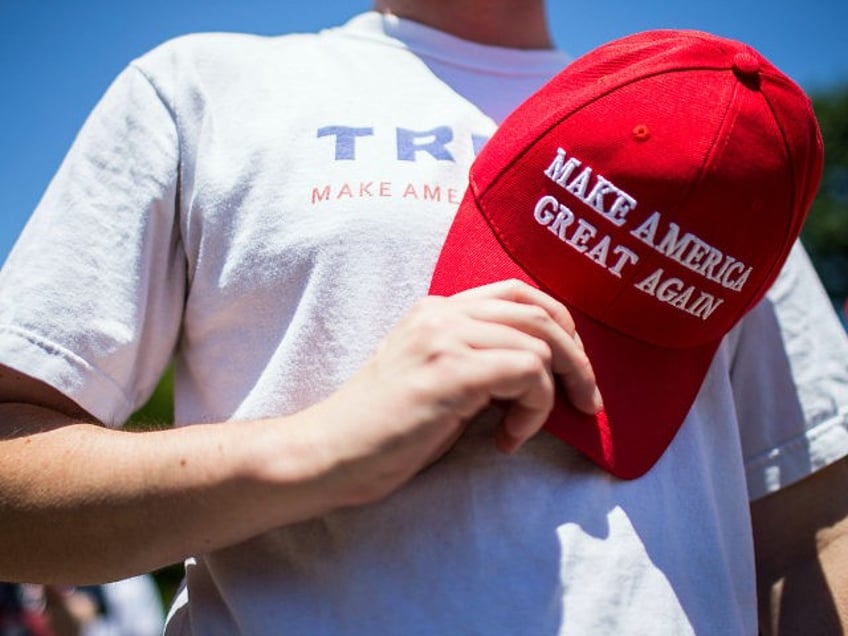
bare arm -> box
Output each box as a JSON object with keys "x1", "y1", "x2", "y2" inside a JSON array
[
  {"x1": 0, "y1": 375, "x2": 346, "y2": 585},
  {"x1": 0, "y1": 280, "x2": 600, "y2": 585},
  {"x1": 752, "y1": 456, "x2": 848, "y2": 635}
]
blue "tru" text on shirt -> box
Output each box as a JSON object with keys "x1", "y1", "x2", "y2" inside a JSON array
[{"x1": 317, "y1": 126, "x2": 489, "y2": 162}]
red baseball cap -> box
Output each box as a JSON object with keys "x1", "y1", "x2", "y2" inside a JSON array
[{"x1": 429, "y1": 30, "x2": 823, "y2": 479}]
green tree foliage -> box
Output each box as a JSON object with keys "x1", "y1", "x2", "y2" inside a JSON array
[
  {"x1": 803, "y1": 85, "x2": 848, "y2": 302},
  {"x1": 125, "y1": 364, "x2": 174, "y2": 431},
  {"x1": 125, "y1": 366, "x2": 180, "y2": 602}
]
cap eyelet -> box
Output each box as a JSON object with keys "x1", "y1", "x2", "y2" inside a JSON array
[{"x1": 633, "y1": 124, "x2": 651, "y2": 141}]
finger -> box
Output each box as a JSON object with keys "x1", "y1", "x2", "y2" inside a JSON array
[
  {"x1": 557, "y1": 349, "x2": 603, "y2": 416},
  {"x1": 459, "y1": 297, "x2": 577, "y2": 363},
  {"x1": 455, "y1": 296, "x2": 603, "y2": 414},
  {"x1": 494, "y1": 393, "x2": 555, "y2": 455},
  {"x1": 453, "y1": 348, "x2": 555, "y2": 452},
  {"x1": 494, "y1": 403, "x2": 541, "y2": 455},
  {"x1": 453, "y1": 279, "x2": 578, "y2": 335},
  {"x1": 452, "y1": 319, "x2": 553, "y2": 367}
]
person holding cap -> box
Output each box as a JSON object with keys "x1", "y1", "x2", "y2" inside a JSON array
[{"x1": 0, "y1": 2, "x2": 846, "y2": 634}]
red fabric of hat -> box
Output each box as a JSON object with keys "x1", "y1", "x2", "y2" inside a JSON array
[{"x1": 429, "y1": 29, "x2": 823, "y2": 479}]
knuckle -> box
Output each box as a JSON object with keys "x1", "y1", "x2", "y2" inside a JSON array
[
  {"x1": 408, "y1": 295, "x2": 443, "y2": 321},
  {"x1": 501, "y1": 278, "x2": 529, "y2": 296},
  {"x1": 406, "y1": 297, "x2": 452, "y2": 335},
  {"x1": 524, "y1": 304, "x2": 550, "y2": 326},
  {"x1": 535, "y1": 341, "x2": 553, "y2": 367},
  {"x1": 516, "y1": 350, "x2": 547, "y2": 379},
  {"x1": 551, "y1": 303, "x2": 576, "y2": 335}
]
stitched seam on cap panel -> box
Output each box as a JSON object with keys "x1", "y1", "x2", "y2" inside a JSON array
[
  {"x1": 475, "y1": 64, "x2": 731, "y2": 202},
  {"x1": 745, "y1": 84, "x2": 797, "y2": 314}
]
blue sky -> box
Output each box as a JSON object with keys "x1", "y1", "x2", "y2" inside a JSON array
[{"x1": 1, "y1": 0, "x2": 847, "y2": 265}]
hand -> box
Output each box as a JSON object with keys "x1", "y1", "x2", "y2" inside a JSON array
[
  {"x1": 44, "y1": 586, "x2": 99, "y2": 635},
  {"x1": 314, "y1": 279, "x2": 602, "y2": 505}
]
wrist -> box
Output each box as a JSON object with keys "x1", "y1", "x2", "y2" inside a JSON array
[{"x1": 237, "y1": 410, "x2": 355, "y2": 525}]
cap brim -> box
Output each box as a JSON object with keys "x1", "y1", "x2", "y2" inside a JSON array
[{"x1": 429, "y1": 191, "x2": 719, "y2": 479}]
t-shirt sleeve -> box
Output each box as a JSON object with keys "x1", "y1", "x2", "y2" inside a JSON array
[
  {"x1": 729, "y1": 241, "x2": 848, "y2": 500},
  {"x1": 0, "y1": 63, "x2": 184, "y2": 427}
]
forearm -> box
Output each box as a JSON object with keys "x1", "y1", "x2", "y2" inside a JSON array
[
  {"x1": 0, "y1": 281, "x2": 599, "y2": 585},
  {"x1": 757, "y1": 521, "x2": 848, "y2": 635},
  {"x1": 816, "y1": 527, "x2": 848, "y2": 631},
  {"x1": 0, "y1": 403, "x2": 342, "y2": 585},
  {"x1": 753, "y1": 457, "x2": 848, "y2": 635}
]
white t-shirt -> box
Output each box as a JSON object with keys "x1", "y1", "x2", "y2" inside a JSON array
[
  {"x1": 82, "y1": 575, "x2": 165, "y2": 636},
  {"x1": 1, "y1": 12, "x2": 846, "y2": 635}
]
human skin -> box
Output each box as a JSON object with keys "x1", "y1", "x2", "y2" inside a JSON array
[
  {"x1": 372, "y1": 0, "x2": 554, "y2": 49},
  {"x1": 1, "y1": 3, "x2": 845, "y2": 633},
  {"x1": 374, "y1": 6, "x2": 848, "y2": 633},
  {"x1": 0, "y1": 280, "x2": 600, "y2": 584}
]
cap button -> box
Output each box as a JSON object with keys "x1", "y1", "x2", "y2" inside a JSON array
[{"x1": 732, "y1": 51, "x2": 760, "y2": 78}]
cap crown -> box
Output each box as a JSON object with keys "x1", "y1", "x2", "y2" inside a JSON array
[{"x1": 471, "y1": 30, "x2": 823, "y2": 348}]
